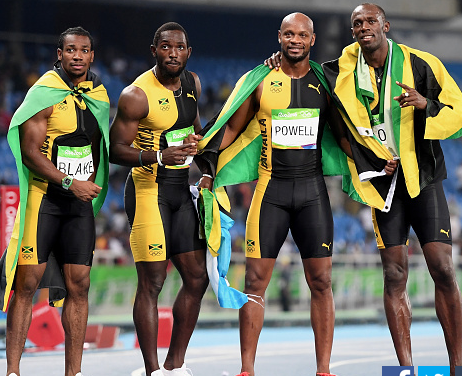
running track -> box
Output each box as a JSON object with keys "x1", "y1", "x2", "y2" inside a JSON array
[{"x1": 1, "y1": 322, "x2": 449, "y2": 376}]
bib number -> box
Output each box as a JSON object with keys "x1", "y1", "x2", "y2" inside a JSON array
[
  {"x1": 271, "y1": 108, "x2": 319, "y2": 149},
  {"x1": 165, "y1": 126, "x2": 194, "y2": 168},
  {"x1": 57, "y1": 145, "x2": 93, "y2": 181}
]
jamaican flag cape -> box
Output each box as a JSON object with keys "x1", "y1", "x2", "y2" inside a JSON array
[
  {"x1": 1, "y1": 65, "x2": 110, "y2": 311},
  {"x1": 195, "y1": 63, "x2": 348, "y2": 309},
  {"x1": 322, "y1": 39, "x2": 462, "y2": 211},
  {"x1": 198, "y1": 62, "x2": 348, "y2": 188}
]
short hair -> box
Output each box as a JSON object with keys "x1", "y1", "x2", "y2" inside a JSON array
[
  {"x1": 58, "y1": 27, "x2": 94, "y2": 51},
  {"x1": 152, "y1": 22, "x2": 190, "y2": 48},
  {"x1": 352, "y1": 3, "x2": 387, "y2": 25}
]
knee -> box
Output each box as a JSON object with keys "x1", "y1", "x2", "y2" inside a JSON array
[
  {"x1": 429, "y1": 261, "x2": 457, "y2": 288},
  {"x1": 244, "y1": 270, "x2": 270, "y2": 295},
  {"x1": 382, "y1": 263, "x2": 408, "y2": 293},
  {"x1": 137, "y1": 270, "x2": 169, "y2": 298},
  {"x1": 307, "y1": 271, "x2": 332, "y2": 294},
  {"x1": 66, "y1": 274, "x2": 91, "y2": 299},
  {"x1": 183, "y1": 269, "x2": 209, "y2": 296}
]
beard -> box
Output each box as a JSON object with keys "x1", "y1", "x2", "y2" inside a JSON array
[
  {"x1": 281, "y1": 46, "x2": 309, "y2": 63},
  {"x1": 157, "y1": 60, "x2": 186, "y2": 79}
]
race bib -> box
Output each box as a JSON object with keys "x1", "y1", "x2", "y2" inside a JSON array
[
  {"x1": 57, "y1": 145, "x2": 93, "y2": 181},
  {"x1": 271, "y1": 108, "x2": 319, "y2": 149},
  {"x1": 165, "y1": 126, "x2": 194, "y2": 168}
]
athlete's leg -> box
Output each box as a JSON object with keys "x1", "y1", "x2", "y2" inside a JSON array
[
  {"x1": 134, "y1": 261, "x2": 169, "y2": 375},
  {"x1": 239, "y1": 257, "x2": 276, "y2": 376},
  {"x1": 422, "y1": 242, "x2": 462, "y2": 375},
  {"x1": 163, "y1": 249, "x2": 209, "y2": 370},
  {"x1": 61, "y1": 264, "x2": 91, "y2": 376},
  {"x1": 302, "y1": 257, "x2": 334, "y2": 374},
  {"x1": 6, "y1": 264, "x2": 47, "y2": 376},
  {"x1": 290, "y1": 177, "x2": 334, "y2": 374},
  {"x1": 7, "y1": 192, "x2": 55, "y2": 375},
  {"x1": 380, "y1": 245, "x2": 413, "y2": 366}
]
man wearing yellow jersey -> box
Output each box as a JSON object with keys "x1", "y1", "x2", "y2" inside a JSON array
[
  {"x1": 6, "y1": 27, "x2": 110, "y2": 376},
  {"x1": 200, "y1": 13, "x2": 349, "y2": 376},
  {"x1": 109, "y1": 22, "x2": 207, "y2": 376}
]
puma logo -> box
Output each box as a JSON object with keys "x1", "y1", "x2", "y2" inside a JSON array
[
  {"x1": 440, "y1": 228, "x2": 450, "y2": 238},
  {"x1": 187, "y1": 92, "x2": 196, "y2": 101},
  {"x1": 308, "y1": 83, "x2": 321, "y2": 94},
  {"x1": 322, "y1": 242, "x2": 332, "y2": 251}
]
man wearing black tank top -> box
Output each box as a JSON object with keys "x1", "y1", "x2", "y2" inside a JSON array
[{"x1": 109, "y1": 22, "x2": 207, "y2": 376}]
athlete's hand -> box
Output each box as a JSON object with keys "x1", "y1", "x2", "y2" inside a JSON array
[
  {"x1": 198, "y1": 175, "x2": 213, "y2": 190},
  {"x1": 264, "y1": 51, "x2": 281, "y2": 71},
  {"x1": 70, "y1": 179, "x2": 102, "y2": 202},
  {"x1": 183, "y1": 134, "x2": 203, "y2": 155},
  {"x1": 161, "y1": 143, "x2": 194, "y2": 165},
  {"x1": 394, "y1": 82, "x2": 427, "y2": 110},
  {"x1": 384, "y1": 159, "x2": 399, "y2": 176}
]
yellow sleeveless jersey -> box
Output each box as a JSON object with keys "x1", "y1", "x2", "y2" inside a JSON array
[
  {"x1": 256, "y1": 69, "x2": 329, "y2": 179},
  {"x1": 30, "y1": 94, "x2": 98, "y2": 198},
  {"x1": 131, "y1": 69, "x2": 198, "y2": 185}
]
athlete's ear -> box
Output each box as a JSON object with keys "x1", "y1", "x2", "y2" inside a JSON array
[
  {"x1": 311, "y1": 33, "x2": 316, "y2": 47},
  {"x1": 187, "y1": 46, "x2": 192, "y2": 60},
  {"x1": 90, "y1": 50, "x2": 94, "y2": 64},
  {"x1": 278, "y1": 29, "x2": 281, "y2": 44},
  {"x1": 383, "y1": 20, "x2": 390, "y2": 33},
  {"x1": 150, "y1": 44, "x2": 157, "y2": 59},
  {"x1": 57, "y1": 48, "x2": 63, "y2": 61}
]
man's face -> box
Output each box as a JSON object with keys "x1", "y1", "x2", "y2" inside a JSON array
[
  {"x1": 351, "y1": 4, "x2": 389, "y2": 53},
  {"x1": 151, "y1": 30, "x2": 191, "y2": 79},
  {"x1": 278, "y1": 18, "x2": 315, "y2": 63},
  {"x1": 57, "y1": 34, "x2": 94, "y2": 85}
]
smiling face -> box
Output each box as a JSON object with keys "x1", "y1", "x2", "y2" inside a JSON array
[
  {"x1": 57, "y1": 34, "x2": 94, "y2": 85},
  {"x1": 278, "y1": 13, "x2": 315, "y2": 63},
  {"x1": 151, "y1": 30, "x2": 191, "y2": 79},
  {"x1": 351, "y1": 4, "x2": 389, "y2": 54}
]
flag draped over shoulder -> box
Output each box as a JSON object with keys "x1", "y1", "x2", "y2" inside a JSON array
[
  {"x1": 1, "y1": 69, "x2": 110, "y2": 311},
  {"x1": 322, "y1": 39, "x2": 462, "y2": 211},
  {"x1": 195, "y1": 63, "x2": 349, "y2": 309},
  {"x1": 198, "y1": 62, "x2": 349, "y2": 188}
]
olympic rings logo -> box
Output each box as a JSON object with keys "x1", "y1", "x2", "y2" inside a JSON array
[
  {"x1": 160, "y1": 105, "x2": 170, "y2": 111},
  {"x1": 149, "y1": 250, "x2": 163, "y2": 257},
  {"x1": 299, "y1": 110, "x2": 315, "y2": 118},
  {"x1": 270, "y1": 87, "x2": 282, "y2": 94}
]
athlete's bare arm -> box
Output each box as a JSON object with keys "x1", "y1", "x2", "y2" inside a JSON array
[
  {"x1": 19, "y1": 107, "x2": 101, "y2": 202},
  {"x1": 183, "y1": 71, "x2": 203, "y2": 154},
  {"x1": 109, "y1": 85, "x2": 195, "y2": 166},
  {"x1": 220, "y1": 83, "x2": 262, "y2": 150},
  {"x1": 88, "y1": 129, "x2": 102, "y2": 183},
  {"x1": 325, "y1": 97, "x2": 353, "y2": 159}
]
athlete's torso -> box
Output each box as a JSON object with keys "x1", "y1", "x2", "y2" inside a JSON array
[
  {"x1": 256, "y1": 69, "x2": 329, "y2": 179},
  {"x1": 29, "y1": 66, "x2": 100, "y2": 215},
  {"x1": 131, "y1": 69, "x2": 198, "y2": 185}
]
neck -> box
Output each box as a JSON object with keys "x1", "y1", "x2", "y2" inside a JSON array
[
  {"x1": 59, "y1": 64, "x2": 88, "y2": 86},
  {"x1": 361, "y1": 43, "x2": 388, "y2": 69},
  {"x1": 154, "y1": 65, "x2": 182, "y2": 91},
  {"x1": 280, "y1": 57, "x2": 311, "y2": 79}
]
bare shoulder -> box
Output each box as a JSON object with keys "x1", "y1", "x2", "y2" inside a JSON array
[
  {"x1": 190, "y1": 71, "x2": 202, "y2": 97},
  {"x1": 117, "y1": 85, "x2": 149, "y2": 120}
]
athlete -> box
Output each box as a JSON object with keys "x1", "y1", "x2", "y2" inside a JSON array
[
  {"x1": 4, "y1": 27, "x2": 110, "y2": 376},
  {"x1": 322, "y1": 4, "x2": 462, "y2": 375},
  {"x1": 109, "y1": 22, "x2": 208, "y2": 376},
  {"x1": 200, "y1": 13, "x2": 351, "y2": 376}
]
